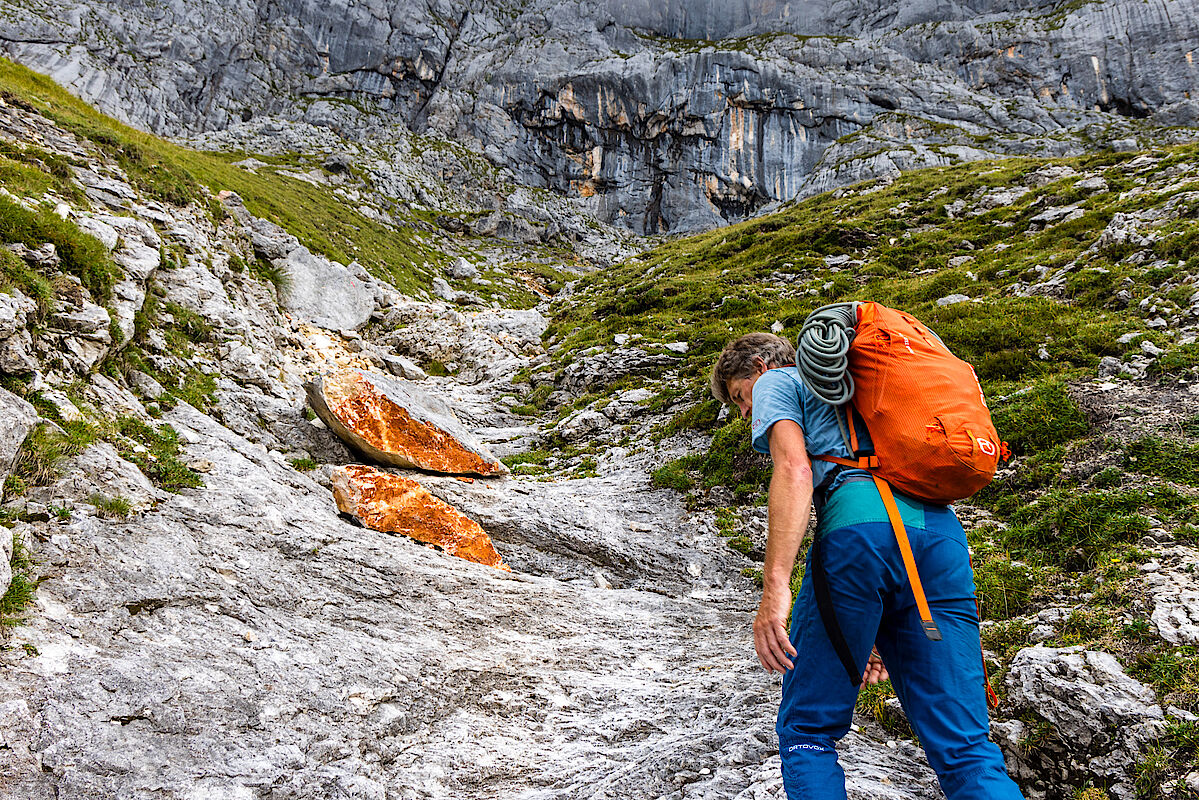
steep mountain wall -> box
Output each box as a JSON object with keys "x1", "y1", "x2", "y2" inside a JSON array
[{"x1": 2, "y1": 0, "x2": 1198, "y2": 233}]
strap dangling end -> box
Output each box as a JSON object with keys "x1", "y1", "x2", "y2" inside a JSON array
[
  {"x1": 921, "y1": 619, "x2": 943, "y2": 641},
  {"x1": 986, "y1": 683, "x2": 1000, "y2": 710}
]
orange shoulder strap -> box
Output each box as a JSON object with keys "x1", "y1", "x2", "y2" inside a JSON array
[{"x1": 873, "y1": 476, "x2": 942, "y2": 642}]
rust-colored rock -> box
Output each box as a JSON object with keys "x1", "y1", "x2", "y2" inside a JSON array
[
  {"x1": 331, "y1": 465, "x2": 508, "y2": 570},
  {"x1": 307, "y1": 368, "x2": 504, "y2": 476}
]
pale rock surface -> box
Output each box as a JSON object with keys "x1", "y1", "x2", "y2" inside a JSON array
[
  {"x1": 0, "y1": 289, "x2": 38, "y2": 374},
  {"x1": 554, "y1": 408, "x2": 612, "y2": 443},
  {"x1": 26, "y1": 442, "x2": 167, "y2": 513},
  {"x1": 559, "y1": 347, "x2": 681, "y2": 395},
  {"x1": 414, "y1": 470, "x2": 741, "y2": 594},
  {"x1": 377, "y1": 301, "x2": 548, "y2": 390},
  {"x1": 935, "y1": 294, "x2": 969, "y2": 307},
  {"x1": 278, "y1": 246, "x2": 380, "y2": 331},
  {"x1": 0, "y1": 387, "x2": 37, "y2": 495},
  {"x1": 997, "y1": 646, "x2": 1165, "y2": 800},
  {"x1": 1143, "y1": 546, "x2": 1199, "y2": 646},
  {"x1": 98, "y1": 214, "x2": 162, "y2": 343},
  {"x1": 0, "y1": 403, "x2": 944, "y2": 799},
  {"x1": 0, "y1": 526, "x2": 11, "y2": 608},
  {"x1": 445, "y1": 256, "x2": 479, "y2": 280}
]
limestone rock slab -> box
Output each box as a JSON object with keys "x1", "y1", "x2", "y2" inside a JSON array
[
  {"x1": 0, "y1": 387, "x2": 36, "y2": 487},
  {"x1": 277, "y1": 246, "x2": 377, "y2": 331},
  {"x1": 1143, "y1": 547, "x2": 1199, "y2": 645},
  {"x1": 999, "y1": 646, "x2": 1165, "y2": 799},
  {"x1": 306, "y1": 369, "x2": 504, "y2": 476},
  {"x1": 331, "y1": 464, "x2": 506, "y2": 570}
]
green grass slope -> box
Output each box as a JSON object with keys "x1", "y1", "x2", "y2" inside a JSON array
[{"x1": 0, "y1": 58, "x2": 439, "y2": 293}]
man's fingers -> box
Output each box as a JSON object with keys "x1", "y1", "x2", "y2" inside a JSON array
[
  {"x1": 769, "y1": 624, "x2": 795, "y2": 670},
  {"x1": 754, "y1": 626, "x2": 791, "y2": 673},
  {"x1": 777, "y1": 622, "x2": 798, "y2": 658},
  {"x1": 754, "y1": 630, "x2": 779, "y2": 672}
]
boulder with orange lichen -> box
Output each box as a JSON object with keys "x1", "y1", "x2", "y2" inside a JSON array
[
  {"x1": 305, "y1": 368, "x2": 505, "y2": 476},
  {"x1": 330, "y1": 465, "x2": 508, "y2": 570}
]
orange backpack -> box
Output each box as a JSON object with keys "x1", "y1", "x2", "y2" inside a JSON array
[
  {"x1": 815, "y1": 302, "x2": 1008, "y2": 505},
  {"x1": 805, "y1": 302, "x2": 1007, "y2": 705}
]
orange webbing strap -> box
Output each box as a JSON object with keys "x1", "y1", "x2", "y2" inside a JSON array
[
  {"x1": 873, "y1": 476, "x2": 942, "y2": 642},
  {"x1": 968, "y1": 555, "x2": 1001, "y2": 710}
]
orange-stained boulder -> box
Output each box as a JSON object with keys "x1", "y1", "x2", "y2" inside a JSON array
[
  {"x1": 331, "y1": 465, "x2": 508, "y2": 570},
  {"x1": 306, "y1": 368, "x2": 504, "y2": 476}
]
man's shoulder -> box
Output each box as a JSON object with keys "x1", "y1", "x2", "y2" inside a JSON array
[{"x1": 754, "y1": 366, "x2": 801, "y2": 390}]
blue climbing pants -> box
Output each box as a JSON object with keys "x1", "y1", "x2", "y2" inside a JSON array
[{"x1": 777, "y1": 481, "x2": 1025, "y2": 800}]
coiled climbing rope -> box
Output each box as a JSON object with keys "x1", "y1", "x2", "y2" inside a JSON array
[
  {"x1": 797, "y1": 302, "x2": 860, "y2": 448},
  {"x1": 797, "y1": 302, "x2": 859, "y2": 404}
]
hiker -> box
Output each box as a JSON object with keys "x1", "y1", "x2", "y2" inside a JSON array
[{"x1": 710, "y1": 331, "x2": 1025, "y2": 800}]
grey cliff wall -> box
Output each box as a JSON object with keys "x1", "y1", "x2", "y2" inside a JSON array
[{"x1": 2, "y1": 0, "x2": 1198, "y2": 233}]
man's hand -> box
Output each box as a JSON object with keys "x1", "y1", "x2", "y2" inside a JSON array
[
  {"x1": 860, "y1": 648, "x2": 889, "y2": 687},
  {"x1": 754, "y1": 589, "x2": 798, "y2": 673}
]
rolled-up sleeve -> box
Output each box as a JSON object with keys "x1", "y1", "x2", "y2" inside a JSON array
[{"x1": 750, "y1": 371, "x2": 805, "y2": 455}]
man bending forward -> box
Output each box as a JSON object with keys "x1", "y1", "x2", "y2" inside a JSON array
[{"x1": 710, "y1": 332, "x2": 1024, "y2": 800}]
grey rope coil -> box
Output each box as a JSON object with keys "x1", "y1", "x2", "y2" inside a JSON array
[{"x1": 797, "y1": 302, "x2": 860, "y2": 449}]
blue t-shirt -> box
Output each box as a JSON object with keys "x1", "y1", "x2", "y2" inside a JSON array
[{"x1": 750, "y1": 366, "x2": 873, "y2": 494}]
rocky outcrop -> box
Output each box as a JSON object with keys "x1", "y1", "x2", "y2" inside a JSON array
[
  {"x1": 0, "y1": 62, "x2": 954, "y2": 800},
  {"x1": 0, "y1": 289, "x2": 38, "y2": 375},
  {"x1": 0, "y1": 388, "x2": 36, "y2": 489},
  {"x1": 414, "y1": 468, "x2": 743, "y2": 593},
  {"x1": 305, "y1": 368, "x2": 505, "y2": 475},
  {"x1": 275, "y1": 246, "x2": 380, "y2": 332},
  {"x1": 995, "y1": 646, "x2": 1166, "y2": 800},
  {"x1": 1143, "y1": 547, "x2": 1199, "y2": 646},
  {"x1": 331, "y1": 464, "x2": 507, "y2": 569}
]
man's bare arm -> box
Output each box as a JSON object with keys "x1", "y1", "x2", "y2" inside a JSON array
[{"x1": 753, "y1": 419, "x2": 814, "y2": 673}]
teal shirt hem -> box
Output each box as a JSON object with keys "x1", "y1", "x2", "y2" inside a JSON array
[{"x1": 818, "y1": 480, "x2": 927, "y2": 534}]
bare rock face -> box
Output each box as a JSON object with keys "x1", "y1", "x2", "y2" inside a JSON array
[
  {"x1": 277, "y1": 246, "x2": 380, "y2": 332},
  {"x1": 331, "y1": 464, "x2": 507, "y2": 570},
  {"x1": 996, "y1": 646, "x2": 1165, "y2": 800},
  {"x1": 306, "y1": 368, "x2": 505, "y2": 476},
  {"x1": 0, "y1": 387, "x2": 37, "y2": 487},
  {"x1": 4, "y1": 0, "x2": 1198, "y2": 234},
  {"x1": 1142, "y1": 547, "x2": 1199, "y2": 646}
]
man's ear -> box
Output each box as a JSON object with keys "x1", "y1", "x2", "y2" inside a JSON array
[{"x1": 752, "y1": 355, "x2": 768, "y2": 374}]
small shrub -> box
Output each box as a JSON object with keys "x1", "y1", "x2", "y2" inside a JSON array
[
  {"x1": 702, "y1": 419, "x2": 772, "y2": 500},
  {"x1": 991, "y1": 380, "x2": 1089, "y2": 456},
  {"x1": 973, "y1": 557, "x2": 1036, "y2": 620},
  {"x1": 1004, "y1": 489, "x2": 1151, "y2": 570},
  {"x1": 112, "y1": 417, "x2": 203, "y2": 492},
  {"x1": 249, "y1": 256, "x2": 291, "y2": 297},
  {"x1": 88, "y1": 493, "x2": 132, "y2": 519},
  {"x1": 651, "y1": 457, "x2": 697, "y2": 492},
  {"x1": 1133, "y1": 746, "x2": 1171, "y2": 799},
  {"x1": 1130, "y1": 646, "x2": 1199, "y2": 701},
  {"x1": 1151, "y1": 343, "x2": 1199, "y2": 377},
  {"x1": 4, "y1": 420, "x2": 98, "y2": 495},
  {"x1": 289, "y1": 458, "x2": 318, "y2": 472},
  {"x1": 1125, "y1": 437, "x2": 1199, "y2": 486},
  {"x1": 0, "y1": 195, "x2": 121, "y2": 301}
]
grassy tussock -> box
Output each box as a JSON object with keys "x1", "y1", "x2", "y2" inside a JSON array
[{"x1": 0, "y1": 531, "x2": 38, "y2": 630}]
